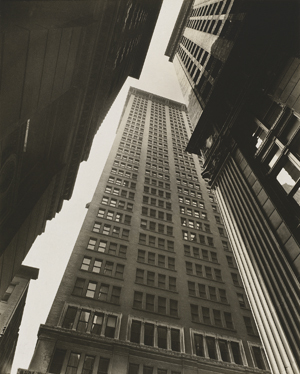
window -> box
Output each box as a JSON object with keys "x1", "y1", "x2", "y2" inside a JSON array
[
  {"x1": 87, "y1": 238, "x2": 97, "y2": 250},
  {"x1": 98, "y1": 357, "x2": 110, "y2": 374},
  {"x1": 146, "y1": 294, "x2": 155, "y2": 312},
  {"x1": 170, "y1": 299, "x2": 178, "y2": 317},
  {"x1": 98, "y1": 240, "x2": 107, "y2": 252},
  {"x1": 92, "y1": 260, "x2": 102, "y2": 274},
  {"x1": 251, "y1": 345, "x2": 268, "y2": 369},
  {"x1": 98, "y1": 284, "x2": 109, "y2": 301},
  {"x1": 130, "y1": 320, "x2": 141, "y2": 343},
  {"x1": 86, "y1": 282, "x2": 97, "y2": 298},
  {"x1": 111, "y1": 286, "x2": 121, "y2": 304},
  {"x1": 158, "y1": 297, "x2": 166, "y2": 314},
  {"x1": 237, "y1": 293, "x2": 246, "y2": 308},
  {"x1": 224, "y1": 312, "x2": 234, "y2": 329},
  {"x1": 105, "y1": 315, "x2": 117, "y2": 337},
  {"x1": 66, "y1": 352, "x2": 80, "y2": 374},
  {"x1": 62, "y1": 306, "x2": 77, "y2": 329},
  {"x1": 93, "y1": 222, "x2": 101, "y2": 233},
  {"x1": 72, "y1": 278, "x2": 85, "y2": 296},
  {"x1": 77, "y1": 310, "x2": 90, "y2": 332},
  {"x1": 133, "y1": 291, "x2": 143, "y2": 309},
  {"x1": 244, "y1": 316, "x2": 255, "y2": 335},
  {"x1": 49, "y1": 349, "x2": 66, "y2": 374},
  {"x1": 91, "y1": 312, "x2": 104, "y2": 335},
  {"x1": 144, "y1": 323, "x2": 155, "y2": 346},
  {"x1": 82, "y1": 355, "x2": 95, "y2": 374}
]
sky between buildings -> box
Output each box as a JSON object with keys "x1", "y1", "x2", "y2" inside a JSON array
[{"x1": 11, "y1": 1, "x2": 184, "y2": 372}]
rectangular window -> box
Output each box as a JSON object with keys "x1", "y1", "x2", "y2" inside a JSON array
[
  {"x1": 166, "y1": 296, "x2": 177, "y2": 317},
  {"x1": 194, "y1": 334, "x2": 204, "y2": 356},
  {"x1": 98, "y1": 357, "x2": 110, "y2": 374},
  {"x1": 87, "y1": 238, "x2": 97, "y2": 250},
  {"x1": 77, "y1": 310, "x2": 91, "y2": 332},
  {"x1": 157, "y1": 325, "x2": 168, "y2": 348},
  {"x1": 224, "y1": 312, "x2": 234, "y2": 329},
  {"x1": 144, "y1": 323, "x2": 155, "y2": 346},
  {"x1": 158, "y1": 297, "x2": 166, "y2": 314},
  {"x1": 92, "y1": 260, "x2": 102, "y2": 274},
  {"x1": 231, "y1": 341, "x2": 243, "y2": 364},
  {"x1": 168, "y1": 257, "x2": 175, "y2": 270},
  {"x1": 206, "y1": 336, "x2": 217, "y2": 359},
  {"x1": 91, "y1": 312, "x2": 103, "y2": 335},
  {"x1": 98, "y1": 284, "x2": 109, "y2": 301},
  {"x1": 111, "y1": 286, "x2": 121, "y2": 304},
  {"x1": 82, "y1": 355, "x2": 95, "y2": 374},
  {"x1": 105, "y1": 315, "x2": 117, "y2": 338},
  {"x1": 49, "y1": 349, "x2": 66, "y2": 374},
  {"x1": 130, "y1": 320, "x2": 142, "y2": 343},
  {"x1": 146, "y1": 294, "x2": 155, "y2": 312},
  {"x1": 81, "y1": 257, "x2": 91, "y2": 271},
  {"x1": 133, "y1": 291, "x2": 143, "y2": 309},
  {"x1": 171, "y1": 329, "x2": 180, "y2": 352},
  {"x1": 169, "y1": 277, "x2": 176, "y2": 291},
  {"x1": 86, "y1": 282, "x2": 97, "y2": 298},
  {"x1": 66, "y1": 352, "x2": 81, "y2": 374},
  {"x1": 191, "y1": 304, "x2": 199, "y2": 322},
  {"x1": 202, "y1": 307, "x2": 211, "y2": 324},
  {"x1": 72, "y1": 278, "x2": 85, "y2": 296},
  {"x1": 62, "y1": 306, "x2": 77, "y2": 329}
]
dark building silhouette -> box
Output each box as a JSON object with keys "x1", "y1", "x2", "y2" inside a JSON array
[
  {"x1": 22, "y1": 88, "x2": 269, "y2": 374},
  {"x1": 0, "y1": 265, "x2": 39, "y2": 374},
  {"x1": 165, "y1": 1, "x2": 300, "y2": 373},
  {"x1": 0, "y1": 0, "x2": 162, "y2": 299}
]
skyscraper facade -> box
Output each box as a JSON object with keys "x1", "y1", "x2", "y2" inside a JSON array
[
  {"x1": 165, "y1": 1, "x2": 300, "y2": 373},
  {"x1": 25, "y1": 88, "x2": 269, "y2": 374}
]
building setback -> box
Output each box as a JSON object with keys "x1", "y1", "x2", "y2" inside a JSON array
[
  {"x1": 0, "y1": 0, "x2": 162, "y2": 300},
  {"x1": 165, "y1": 1, "x2": 300, "y2": 373},
  {"x1": 23, "y1": 88, "x2": 269, "y2": 374}
]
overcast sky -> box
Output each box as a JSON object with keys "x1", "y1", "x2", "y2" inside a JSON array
[{"x1": 12, "y1": 1, "x2": 184, "y2": 372}]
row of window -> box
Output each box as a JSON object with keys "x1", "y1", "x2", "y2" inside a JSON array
[
  {"x1": 137, "y1": 249, "x2": 175, "y2": 270},
  {"x1": 115, "y1": 154, "x2": 140, "y2": 164},
  {"x1": 141, "y1": 207, "x2": 172, "y2": 221},
  {"x1": 143, "y1": 186, "x2": 171, "y2": 199},
  {"x1": 145, "y1": 169, "x2": 170, "y2": 180},
  {"x1": 176, "y1": 178, "x2": 200, "y2": 190},
  {"x1": 110, "y1": 167, "x2": 137, "y2": 179},
  {"x1": 179, "y1": 206, "x2": 207, "y2": 219},
  {"x1": 147, "y1": 150, "x2": 168, "y2": 159},
  {"x1": 144, "y1": 177, "x2": 170, "y2": 189},
  {"x1": 135, "y1": 269, "x2": 176, "y2": 292},
  {"x1": 107, "y1": 176, "x2": 137, "y2": 189},
  {"x1": 181, "y1": 217, "x2": 210, "y2": 232},
  {"x1": 61, "y1": 305, "x2": 119, "y2": 338},
  {"x1": 175, "y1": 171, "x2": 199, "y2": 181},
  {"x1": 101, "y1": 196, "x2": 134, "y2": 211},
  {"x1": 97, "y1": 209, "x2": 131, "y2": 225},
  {"x1": 81, "y1": 257, "x2": 124, "y2": 279},
  {"x1": 133, "y1": 291, "x2": 178, "y2": 317},
  {"x1": 128, "y1": 364, "x2": 180, "y2": 374},
  {"x1": 145, "y1": 162, "x2": 169, "y2": 173},
  {"x1": 179, "y1": 196, "x2": 204, "y2": 208},
  {"x1": 182, "y1": 230, "x2": 214, "y2": 247},
  {"x1": 177, "y1": 187, "x2": 202, "y2": 198},
  {"x1": 146, "y1": 157, "x2": 168, "y2": 166},
  {"x1": 142, "y1": 196, "x2": 172, "y2": 210},
  {"x1": 129, "y1": 318, "x2": 182, "y2": 352},
  {"x1": 184, "y1": 245, "x2": 218, "y2": 263},
  {"x1": 92, "y1": 222, "x2": 130, "y2": 240},
  {"x1": 140, "y1": 219, "x2": 173, "y2": 236},
  {"x1": 190, "y1": 304, "x2": 233, "y2": 329},
  {"x1": 113, "y1": 160, "x2": 140, "y2": 171},
  {"x1": 49, "y1": 349, "x2": 110, "y2": 374},
  {"x1": 185, "y1": 261, "x2": 222, "y2": 282},
  {"x1": 139, "y1": 233, "x2": 174, "y2": 252},
  {"x1": 191, "y1": 0, "x2": 229, "y2": 17},
  {"x1": 118, "y1": 145, "x2": 141, "y2": 155},
  {"x1": 104, "y1": 186, "x2": 135, "y2": 200},
  {"x1": 187, "y1": 17, "x2": 223, "y2": 36},
  {"x1": 73, "y1": 278, "x2": 121, "y2": 304},
  {"x1": 188, "y1": 281, "x2": 227, "y2": 303},
  {"x1": 87, "y1": 238, "x2": 127, "y2": 258}
]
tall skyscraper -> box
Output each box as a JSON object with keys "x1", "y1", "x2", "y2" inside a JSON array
[
  {"x1": 25, "y1": 88, "x2": 269, "y2": 374},
  {"x1": 0, "y1": 0, "x2": 162, "y2": 301},
  {"x1": 165, "y1": 1, "x2": 300, "y2": 373}
]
